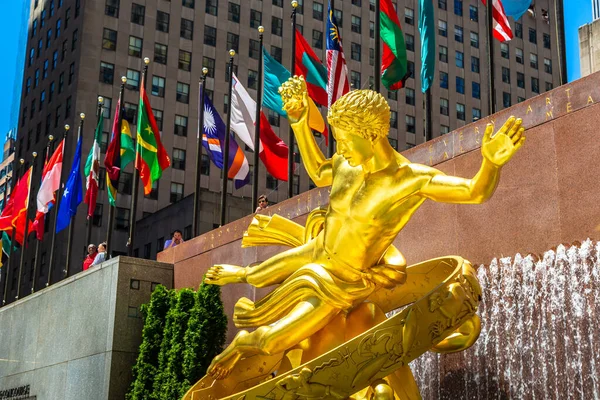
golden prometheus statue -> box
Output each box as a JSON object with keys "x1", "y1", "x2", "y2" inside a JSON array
[{"x1": 183, "y1": 76, "x2": 525, "y2": 400}]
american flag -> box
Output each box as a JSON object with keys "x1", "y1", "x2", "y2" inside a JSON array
[
  {"x1": 482, "y1": 0, "x2": 513, "y2": 42},
  {"x1": 326, "y1": 2, "x2": 350, "y2": 108}
]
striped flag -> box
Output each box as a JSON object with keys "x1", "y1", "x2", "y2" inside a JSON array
[
  {"x1": 482, "y1": 0, "x2": 513, "y2": 42},
  {"x1": 326, "y1": 1, "x2": 350, "y2": 107},
  {"x1": 84, "y1": 112, "x2": 103, "y2": 218}
]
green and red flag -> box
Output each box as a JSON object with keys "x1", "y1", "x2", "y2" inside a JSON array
[
  {"x1": 104, "y1": 101, "x2": 123, "y2": 206},
  {"x1": 380, "y1": 0, "x2": 410, "y2": 91},
  {"x1": 294, "y1": 29, "x2": 328, "y2": 107},
  {"x1": 84, "y1": 111, "x2": 104, "y2": 218},
  {"x1": 136, "y1": 80, "x2": 170, "y2": 195},
  {"x1": 0, "y1": 166, "x2": 32, "y2": 245}
]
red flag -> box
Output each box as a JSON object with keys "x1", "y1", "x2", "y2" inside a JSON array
[
  {"x1": 294, "y1": 29, "x2": 329, "y2": 107},
  {"x1": 481, "y1": 0, "x2": 513, "y2": 41},
  {"x1": 259, "y1": 112, "x2": 289, "y2": 181},
  {"x1": 0, "y1": 167, "x2": 32, "y2": 245}
]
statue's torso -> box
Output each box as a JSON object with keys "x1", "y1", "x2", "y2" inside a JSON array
[{"x1": 323, "y1": 155, "x2": 427, "y2": 271}]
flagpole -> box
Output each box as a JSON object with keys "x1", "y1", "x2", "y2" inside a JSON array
[
  {"x1": 486, "y1": 0, "x2": 496, "y2": 114},
  {"x1": 327, "y1": 0, "x2": 335, "y2": 159},
  {"x1": 288, "y1": 0, "x2": 299, "y2": 199},
  {"x1": 106, "y1": 76, "x2": 127, "y2": 259},
  {"x1": 193, "y1": 67, "x2": 209, "y2": 237},
  {"x1": 2, "y1": 158, "x2": 24, "y2": 305},
  {"x1": 252, "y1": 26, "x2": 265, "y2": 210},
  {"x1": 32, "y1": 135, "x2": 54, "y2": 294},
  {"x1": 16, "y1": 152, "x2": 38, "y2": 300},
  {"x1": 374, "y1": 0, "x2": 381, "y2": 93},
  {"x1": 127, "y1": 58, "x2": 149, "y2": 257},
  {"x1": 220, "y1": 50, "x2": 236, "y2": 227},
  {"x1": 85, "y1": 97, "x2": 104, "y2": 256},
  {"x1": 64, "y1": 114, "x2": 84, "y2": 278},
  {"x1": 47, "y1": 124, "x2": 70, "y2": 287}
]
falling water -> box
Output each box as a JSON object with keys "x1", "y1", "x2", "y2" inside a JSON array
[{"x1": 411, "y1": 240, "x2": 600, "y2": 399}]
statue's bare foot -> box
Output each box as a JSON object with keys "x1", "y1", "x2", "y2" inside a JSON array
[
  {"x1": 207, "y1": 331, "x2": 249, "y2": 380},
  {"x1": 205, "y1": 264, "x2": 246, "y2": 286}
]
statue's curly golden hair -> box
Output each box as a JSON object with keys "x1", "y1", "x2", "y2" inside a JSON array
[{"x1": 327, "y1": 90, "x2": 390, "y2": 141}]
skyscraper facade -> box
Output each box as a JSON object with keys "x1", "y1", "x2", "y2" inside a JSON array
[{"x1": 3, "y1": 0, "x2": 564, "y2": 302}]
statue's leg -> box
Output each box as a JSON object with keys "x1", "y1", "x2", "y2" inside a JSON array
[{"x1": 208, "y1": 296, "x2": 340, "y2": 380}]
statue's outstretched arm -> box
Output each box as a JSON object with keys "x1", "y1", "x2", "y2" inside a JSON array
[
  {"x1": 280, "y1": 76, "x2": 333, "y2": 187},
  {"x1": 419, "y1": 117, "x2": 525, "y2": 204}
]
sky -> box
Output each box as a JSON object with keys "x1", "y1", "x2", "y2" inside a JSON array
[{"x1": 0, "y1": 1, "x2": 593, "y2": 152}]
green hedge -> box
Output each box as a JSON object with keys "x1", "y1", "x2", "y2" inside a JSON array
[{"x1": 126, "y1": 282, "x2": 227, "y2": 400}]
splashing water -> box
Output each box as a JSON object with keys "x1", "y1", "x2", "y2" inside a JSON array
[{"x1": 411, "y1": 240, "x2": 600, "y2": 399}]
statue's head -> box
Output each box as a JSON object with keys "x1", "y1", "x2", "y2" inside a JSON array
[{"x1": 328, "y1": 90, "x2": 391, "y2": 167}]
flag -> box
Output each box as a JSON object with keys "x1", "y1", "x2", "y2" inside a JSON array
[
  {"x1": 136, "y1": 82, "x2": 170, "y2": 195},
  {"x1": 56, "y1": 134, "x2": 83, "y2": 233},
  {"x1": 482, "y1": 0, "x2": 513, "y2": 42},
  {"x1": 104, "y1": 100, "x2": 123, "y2": 206},
  {"x1": 381, "y1": 0, "x2": 410, "y2": 91},
  {"x1": 0, "y1": 167, "x2": 32, "y2": 245},
  {"x1": 326, "y1": 2, "x2": 350, "y2": 106},
  {"x1": 230, "y1": 74, "x2": 288, "y2": 181},
  {"x1": 418, "y1": 0, "x2": 436, "y2": 93},
  {"x1": 201, "y1": 93, "x2": 250, "y2": 189},
  {"x1": 31, "y1": 140, "x2": 64, "y2": 240},
  {"x1": 120, "y1": 119, "x2": 135, "y2": 169},
  {"x1": 1, "y1": 231, "x2": 17, "y2": 257},
  {"x1": 84, "y1": 112, "x2": 103, "y2": 218},
  {"x1": 294, "y1": 29, "x2": 328, "y2": 107},
  {"x1": 263, "y1": 48, "x2": 328, "y2": 142},
  {"x1": 501, "y1": 0, "x2": 533, "y2": 20}
]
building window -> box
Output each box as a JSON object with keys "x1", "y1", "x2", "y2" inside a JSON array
[
  {"x1": 204, "y1": 26, "x2": 217, "y2": 46},
  {"x1": 472, "y1": 108, "x2": 481, "y2": 121},
  {"x1": 150, "y1": 76, "x2": 165, "y2": 97},
  {"x1": 156, "y1": 11, "x2": 170, "y2": 32},
  {"x1": 502, "y1": 67, "x2": 511, "y2": 84},
  {"x1": 248, "y1": 69, "x2": 258, "y2": 90},
  {"x1": 351, "y1": 15, "x2": 361, "y2": 33},
  {"x1": 350, "y1": 70, "x2": 361, "y2": 89},
  {"x1": 438, "y1": 20, "x2": 447, "y2": 37},
  {"x1": 250, "y1": 9, "x2": 262, "y2": 28},
  {"x1": 266, "y1": 174, "x2": 277, "y2": 190},
  {"x1": 174, "y1": 115, "x2": 188, "y2": 137},
  {"x1": 225, "y1": 63, "x2": 238, "y2": 83},
  {"x1": 176, "y1": 50, "x2": 191, "y2": 72},
  {"x1": 101, "y1": 97, "x2": 112, "y2": 118},
  {"x1": 99, "y1": 62, "x2": 114, "y2": 84},
  {"x1": 126, "y1": 69, "x2": 140, "y2": 90},
  {"x1": 531, "y1": 77, "x2": 539, "y2": 93},
  {"x1": 469, "y1": 5, "x2": 478, "y2": 21},
  {"x1": 456, "y1": 76, "x2": 465, "y2": 94},
  {"x1": 440, "y1": 71, "x2": 448, "y2": 89},
  {"x1": 93, "y1": 203, "x2": 103, "y2": 226},
  {"x1": 515, "y1": 22, "x2": 522, "y2": 39},
  {"x1": 154, "y1": 43, "x2": 167, "y2": 64},
  {"x1": 456, "y1": 103, "x2": 465, "y2": 120},
  {"x1": 128, "y1": 36, "x2": 142, "y2": 58},
  {"x1": 545, "y1": 81, "x2": 553, "y2": 92},
  {"x1": 405, "y1": 115, "x2": 416, "y2": 133},
  {"x1": 183, "y1": 0, "x2": 194, "y2": 9},
  {"x1": 455, "y1": 51, "x2": 464, "y2": 68},
  {"x1": 313, "y1": 2, "x2": 323, "y2": 20},
  {"x1": 351, "y1": 42, "x2": 361, "y2": 61},
  {"x1": 543, "y1": 33, "x2": 551, "y2": 49},
  {"x1": 272, "y1": 16, "x2": 283, "y2": 36},
  {"x1": 181, "y1": 18, "x2": 194, "y2": 40},
  {"x1": 206, "y1": 0, "x2": 218, "y2": 15},
  {"x1": 438, "y1": 0, "x2": 447, "y2": 10},
  {"x1": 105, "y1": 0, "x2": 119, "y2": 17},
  {"x1": 271, "y1": 46, "x2": 282, "y2": 63},
  {"x1": 62, "y1": 40, "x2": 67, "y2": 60},
  {"x1": 472, "y1": 82, "x2": 480, "y2": 99},
  {"x1": 43, "y1": 60, "x2": 49, "y2": 79},
  {"x1": 439, "y1": 46, "x2": 448, "y2": 63},
  {"x1": 388, "y1": 138, "x2": 397, "y2": 150},
  {"x1": 176, "y1": 82, "x2": 190, "y2": 104},
  {"x1": 123, "y1": 102, "x2": 138, "y2": 123},
  {"x1": 131, "y1": 3, "x2": 145, "y2": 25},
  {"x1": 470, "y1": 32, "x2": 479, "y2": 48},
  {"x1": 170, "y1": 183, "x2": 184, "y2": 203},
  {"x1": 172, "y1": 148, "x2": 186, "y2": 170},
  {"x1": 69, "y1": 62, "x2": 75, "y2": 84},
  {"x1": 405, "y1": 8, "x2": 414, "y2": 25},
  {"x1": 517, "y1": 72, "x2": 525, "y2": 88},
  {"x1": 515, "y1": 48, "x2": 524, "y2": 64},
  {"x1": 203, "y1": 57, "x2": 215, "y2": 77},
  {"x1": 544, "y1": 58, "x2": 552, "y2": 74},
  {"x1": 529, "y1": 28, "x2": 537, "y2": 44},
  {"x1": 454, "y1": 0, "x2": 462, "y2": 16},
  {"x1": 56, "y1": 19, "x2": 61, "y2": 38},
  {"x1": 502, "y1": 92, "x2": 511, "y2": 108},
  {"x1": 405, "y1": 88, "x2": 415, "y2": 106},
  {"x1": 454, "y1": 25, "x2": 463, "y2": 43},
  {"x1": 227, "y1": 32, "x2": 239, "y2": 52},
  {"x1": 116, "y1": 207, "x2": 130, "y2": 231},
  {"x1": 200, "y1": 154, "x2": 210, "y2": 175},
  {"x1": 334, "y1": 9, "x2": 343, "y2": 27},
  {"x1": 440, "y1": 98, "x2": 449, "y2": 115},
  {"x1": 228, "y1": 2, "x2": 240, "y2": 22},
  {"x1": 405, "y1": 34, "x2": 414, "y2": 52},
  {"x1": 312, "y1": 30, "x2": 323, "y2": 49},
  {"x1": 390, "y1": 111, "x2": 398, "y2": 128},
  {"x1": 267, "y1": 109, "x2": 280, "y2": 126},
  {"x1": 117, "y1": 172, "x2": 132, "y2": 195},
  {"x1": 370, "y1": 21, "x2": 375, "y2": 38},
  {"x1": 530, "y1": 53, "x2": 538, "y2": 69},
  {"x1": 500, "y1": 43, "x2": 509, "y2": 59}
]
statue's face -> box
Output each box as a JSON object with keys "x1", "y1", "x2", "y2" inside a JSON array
[{"x1": 334, "y1": 126, "x2": 374, "y2": 167}]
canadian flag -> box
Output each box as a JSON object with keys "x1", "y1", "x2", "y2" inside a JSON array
[
  {"x1": 482, "y1": 0, "x2": 513, "y2": 42},
  {"x1": 230, "y1": 73, "x2": 289, "y2": 181}
]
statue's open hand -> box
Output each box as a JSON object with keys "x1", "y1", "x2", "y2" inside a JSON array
[
  {"x1": 279, "y1": 75, "x2": 309, "y2": 124},
  {"x1": 481, "y1": 116, "x2": 525, "y2": 167}
]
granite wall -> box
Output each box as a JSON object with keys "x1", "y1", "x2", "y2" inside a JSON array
[{"x1": 0, "y1": 257, "x2": 173, "y2": 400}]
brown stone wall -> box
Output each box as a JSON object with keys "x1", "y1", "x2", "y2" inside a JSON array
[{"x1": 159, "y1": 73, "x2": 600, "y2": 340}]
